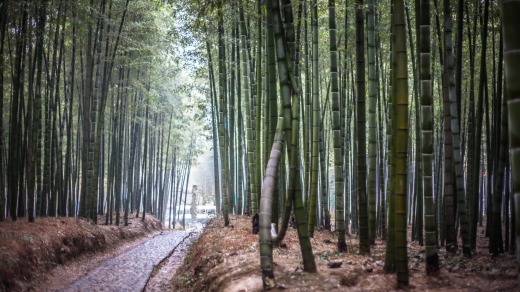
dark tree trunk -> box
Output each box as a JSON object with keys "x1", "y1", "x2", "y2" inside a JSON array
[{"x1": 8, "y1": 4, "x2": 28, "y2": 221}]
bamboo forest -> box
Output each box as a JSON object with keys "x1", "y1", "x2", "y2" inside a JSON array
[{"x1": 1, "y1": 0, "x2": 520, "y2": 290}]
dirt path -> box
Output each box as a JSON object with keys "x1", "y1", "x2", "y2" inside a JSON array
[{"x1": 39, "y1": 230, "x2": 197, "y2": 291}]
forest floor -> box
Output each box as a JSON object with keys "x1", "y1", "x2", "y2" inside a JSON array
[
  {"x1": 0, "y1": 213, "x2": 162, "y2": 291},
  {"x1": 172, "y1": 215, "x2": 518, "y2": 291}
]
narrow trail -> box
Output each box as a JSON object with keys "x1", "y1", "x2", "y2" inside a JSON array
[
  {"x1": 144, "y1": 233, "x2": 196, "y2": 291},
  {"x1": 62, "y1": 230, "x2": 197, "y2": 292}
]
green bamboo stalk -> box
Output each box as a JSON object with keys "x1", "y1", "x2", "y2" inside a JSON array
[
  {"x1": 268, "y1": 0, "x2": 316, "y2": 273},
  {"x1": 355, "y1": 0, "x2": 369, "y2": 254},
  {"x1": 446, "y1": 0, "x2": 470, "y2": 257},
  {"x1": 267, "y1": 3, "x2": 279, "y2": 227},
  {"x1": 259, "y1": 118, "x2": 284, "y2": 290},
  {"x1": 384, "y1": 0, "x2": 396, "y2": 272},
  {"x1": 500, "y1": 0, "x2": 520, "y2": 286},
  {"x1": 255, "y1": 0, "x2": 263, "y2": 212},
  {"x1": 218, "y1": 7, "x2": 229, "y2": 226},
  {"x1": 294, "y1": 143, "x2": 317, "y2": 273},
  {"x1": 303, "y1": 0, "x2": 311, "y2": 209},
  {"x1": 367, "y1": 0, "x2": 377, "y2": 245},
  {"x1": 419, "y1": 0, "x2": 439, "y2": 274},
  {"x1": 441, "y1": 0, "x2": 456, "y2": 253},
  {"x1": 308, "y1": 0, "x2": 320, "y2": 237},
  {"x1": 329, "y1": 0, "x2": 346, "y2": 251},
  {"x1": 394, "y1": 0, "x2": 409, "y2": 285}
]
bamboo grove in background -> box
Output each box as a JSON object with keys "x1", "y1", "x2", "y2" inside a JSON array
[
  {"x1": 0, "y1": 0, "x2": 204, "y2": 228},
  {"x1": 202, "y1": 0, "x2": 520, "y2": 287},
  {"x1": 2, "y1": 0, "x2": 520, "y2": 288}
]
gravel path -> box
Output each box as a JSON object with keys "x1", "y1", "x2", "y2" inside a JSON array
[
  {"x1": 145, "y1": 236, "x2": 195, "y2": 291},
  {"x1": 63, "y1": 230, "x2": 194, "y2": 292}
]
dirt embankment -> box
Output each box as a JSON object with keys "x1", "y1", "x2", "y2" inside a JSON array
[
  {"x1": 172, "y1": 215, "x2": 517, "y2": 291},
  {"x1": 0, "y1": 214, "x2": 162, "y2": 291}
]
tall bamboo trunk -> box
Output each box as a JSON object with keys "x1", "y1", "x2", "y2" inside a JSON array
[
  {"x1": 307, "y1": 0, "x2": 319, "y2": 237},
  {"x1": 259, "y1": 119, "x2": 283, "y2": 290},
  {"x1": 229, "y1": 25, "x2": 237, "y2": 215},
  {"x1": 8, "y1": 4, "x2": 28, "y2": 221},
  {"x1": 356, "y1": 0, "x2": 369, "y2": 254},
  {"x1": 441, "y1": 0, "x2": 456, "y2": 250},
  {"x1": 393, "y1": 0, "x2": 409, "y2": 285},
  {"x1": 367, "y1": 0, "x2": 377, "y2": 245},
  {"x1": 500, "y1": 1, "x2": 520, "y2": 285},
  {"x1": 329, "y1": 0, "x2": 346, "y2": 252},
  {"x1": 384, "y1": 1, "x2": 396, "y2": 273},
  {"x1": 29, "y1": 1, "x2": 46, "y2": 221},
  {"x1": 448, "y1": 0, "x2": 470, "y2": 257},
  {"x1": 218, "y1": 7, "x2": 229, "y2": 226},
  {"x1": 0, "y1": 0, "x2": 7, "y2": 221},
  {"x1": 419, "y1": 0, "x2": 439, "y2": 274}
]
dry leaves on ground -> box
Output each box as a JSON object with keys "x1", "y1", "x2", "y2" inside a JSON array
[
  {"x1": 172, "y1": 215, "x2": 517, "y2": 291},
  {"x1": 0, "y1": 213, "x2": 161, "y2": 291}
]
